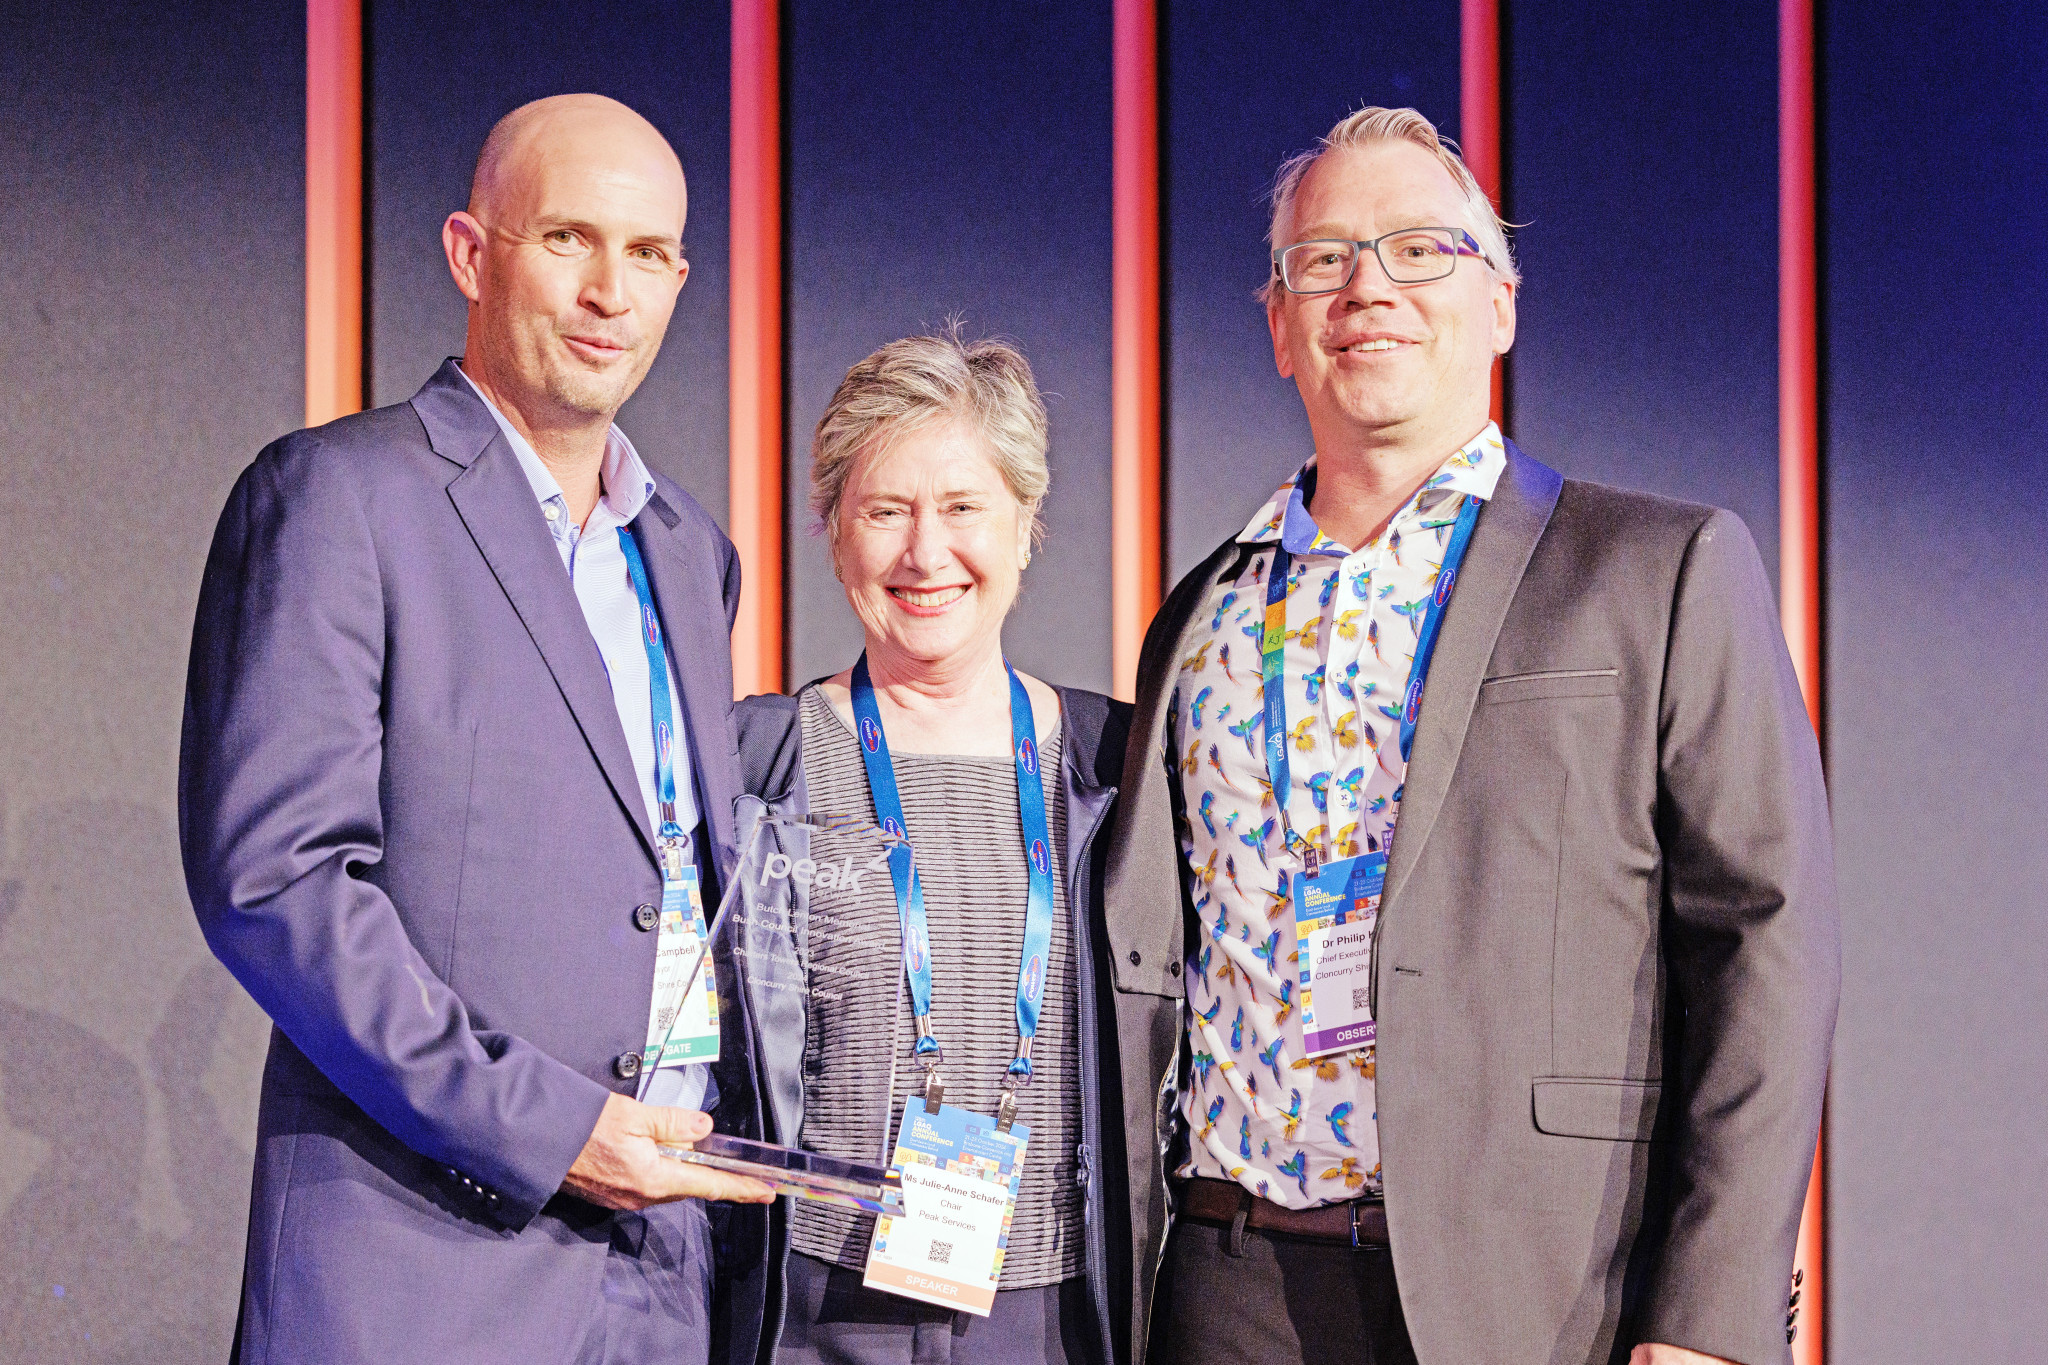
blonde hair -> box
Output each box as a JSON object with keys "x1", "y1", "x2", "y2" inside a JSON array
[
  {"x1": 1261, "y1": 105, "x2": 1519, "y2": 304},
  {"x1": 809, "y1": 328, "x2": 1050, "y2": 545}
]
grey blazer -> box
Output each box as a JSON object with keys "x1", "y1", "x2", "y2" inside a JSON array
[
  {"x1": 1102, "y1": 444, "x2": 1839, "y2": 1365},
  {"x1": 180, "y1": 361, "x2": 755, "y2": 1365}
]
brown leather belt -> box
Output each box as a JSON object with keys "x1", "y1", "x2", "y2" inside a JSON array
[{"x1": 1176, "y1": 1176, "x2": 1389, "y2": 1247}]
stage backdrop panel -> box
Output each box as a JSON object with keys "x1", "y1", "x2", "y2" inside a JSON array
[
  {"x1": 1823, "y1": 3, "x2": 2048, "y2": 1359},
  {"x1": 0, "y1": 3, "x2": 302, "y2": 1360},
  {"x1": 1163, "y1": 3, "x2": 1460, "y2": 579},
  {"x1": 783, "y1": 0, "x2": 1115, "y2": 693},
  {"x1": 1504, "y1": 0, "x2": 1781, "y2": 587},
  {"x1": 367, "y1": 0, "x2": 734, "y2": 522}
]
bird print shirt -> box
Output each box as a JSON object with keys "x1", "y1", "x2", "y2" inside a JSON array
[{"x1": 1169, "y1": 423, "x2": 1507, "y2": 1207}]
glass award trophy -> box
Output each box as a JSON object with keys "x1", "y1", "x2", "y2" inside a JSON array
[{"x1": 653, "y1": 808, "x2": 906, "y2": 1215}]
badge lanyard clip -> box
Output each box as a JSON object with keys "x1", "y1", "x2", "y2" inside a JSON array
[
  {"x1": 995, "y1": 1035, "x2": 1034, "y2": 1133},
  {"x1": 850, "y1": 655, "x2": 1056, "y2": 1132},
  {"x1": 915, "y1": 1017, "x2": 946, "y2": 1113}
]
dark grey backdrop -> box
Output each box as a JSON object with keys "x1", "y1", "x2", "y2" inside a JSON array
[
  {"x1": 1504, "y1": 0, "x2": 1781, "y2": 591},
  {"x1": 3, "y1": 1, "x2": 2045, "y2": 1361},
  {"x1": 0, "y1": 3, "x2": 300, "y2": 1359},
  {"x1": 782, "y1": 0, "x2": 1115, "y2": 693},
  {"x1": 1822, "y1": 1, "x2": 2048, "y2": 1356}
]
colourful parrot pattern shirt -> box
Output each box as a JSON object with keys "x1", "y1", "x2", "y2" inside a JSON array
[{"x1": 1169, "y1": 424, "x2": 1507, "y2": 1207}]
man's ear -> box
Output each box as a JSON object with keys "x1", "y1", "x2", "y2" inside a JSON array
[
  {"x1": 443, "y1": 212, "x2": 488, "y2": 305},
  {"x1": 1490, "y1": 277, "x2": 1517, "y2": 357},
  {"x1": 1267, "y1": 300, "x2": 1296, "y2": 379}
]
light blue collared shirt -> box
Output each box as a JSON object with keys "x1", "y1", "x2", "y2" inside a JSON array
[{"x1": 459, "y1": 367, "x2": 707, "y2": 1108}]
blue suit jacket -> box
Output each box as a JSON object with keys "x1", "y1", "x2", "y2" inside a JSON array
[{"x1": 180, "y1": 361, "x2": 752, "y2": 1364}]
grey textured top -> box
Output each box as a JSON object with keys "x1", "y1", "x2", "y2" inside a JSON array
[{"x1": 788, "y1": 684, "x2": 1083, "y2": 1286}]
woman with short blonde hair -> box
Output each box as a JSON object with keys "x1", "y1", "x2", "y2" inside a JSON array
[
  {"x1": 727, "y1": 328, "x2": 1131, "y2": 1365},
  {"x1": 809, "y1": 329, "x2": 1051, "y2": 552}
]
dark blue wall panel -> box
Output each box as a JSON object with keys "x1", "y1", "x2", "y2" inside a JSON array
[
  {"x1": 1505, "y1": 0, "x2": 1781, "y2": 586},
  {"x1": 0, "y1": 3, "x2": 302, "y2": 1360},
  {"x1": 1164, "y1": 3, "x2": 1460, "y2": 578},
  {"x1": 1823, "y1": 4, "x2": 2048, "y2": 1358},
  {"x1": 368, "y1": 1, "x2": 733, "y2": 521},
  {"x1": 784, "y1": 1, "x2": 1114, "y2": 693}
]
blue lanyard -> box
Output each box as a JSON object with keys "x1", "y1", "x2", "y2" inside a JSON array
[
  {"x1": 1260, "y1": 493, "x2": 1483, "y2": 873},
  {"x1": 616, "y1": 527, "x2": 690, "y2": 880},
  {"x1": 849, "y1": 654, "x2": 1056, "y2": 1126},
  {"x1": 1398, "y1": 497, "x2": 1482, "y2": 762}
]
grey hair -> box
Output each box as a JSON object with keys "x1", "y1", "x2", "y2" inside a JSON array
[
  {"x1": 810, "y1": 327, "x2": 1050, "y2": 546},
  {"x1": 1260, "y1": 105, "x2": 1520, "y2": 305}
]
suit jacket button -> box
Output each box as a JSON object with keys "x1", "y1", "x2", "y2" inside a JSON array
[
  {"x1": 634, "y1": 903, "x2": 660, "y2": 932},
  {"x1": 1128, "y1": 950, "x2": 1142, "y2": 966},
  {"x1": 614, "y1": 1051, "x2": 642, "y2": 1080}
]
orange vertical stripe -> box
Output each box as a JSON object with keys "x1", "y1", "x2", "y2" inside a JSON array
[
  {"x1": 1780, "y1": 0, "x2": 1823, "y2": 728},
  {"x1": 1458, "y1": 0, "x2": 1502, "y2": 212},
  {"x1": 729, "y1": 0, "x2": 784, "y2": 698},
  {"x1": 1460, "y1": 0, "x2": 1505, "y2": 427},
  {"x1": 306, "y1": 0, "x2": 363, "y2": 428},
  {"x1": 1111, "y1": 0, "x2": 1162, "y2": 702},
  {"x1": 1781, "y1": 0, "x2": 1825, "y2": 1360}
]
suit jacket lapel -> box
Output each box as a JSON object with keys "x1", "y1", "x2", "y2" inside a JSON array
[
  {"x1": 1382, "y1": 444, "x2": 1563, "y2": 912},
  {"x1": 636, "y1": 492, "x2": 741, "y2": 869},
  {"x1": 424, "y1": 365, "x2": 659, "y2": 869},
  {"x1": 1104, "y1": 538, "x2": 1243, "y2": 968}
]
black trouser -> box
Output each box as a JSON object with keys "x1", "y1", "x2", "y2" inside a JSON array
[{"x1": 1150, "y1": 1216, "x2": 1418, "y2": 1365}]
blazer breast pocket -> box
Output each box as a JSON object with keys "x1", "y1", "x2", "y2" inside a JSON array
[
  {"x1": 1478, "y1": 667, "x2": 1621, "y2": 705},
  {"x1": 1532, "y1": 1077, "x2": 1662, "y2": 1142}
]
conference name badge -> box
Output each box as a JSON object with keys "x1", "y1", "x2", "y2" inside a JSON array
[
  {"x1": 863, "y1": 1101, "x2": 1028, "y2": 1316},
  {"x1": 1293, "y1": 852, "x2": 1387, "y2": 1058},
  {"x1": 643, "y1": 866, "x2": 719, "y2": 1070}
]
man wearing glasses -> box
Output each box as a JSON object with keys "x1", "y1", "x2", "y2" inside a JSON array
[{"x1": 1105, "y1": 107, "x2": 1837, "y2": 1365}]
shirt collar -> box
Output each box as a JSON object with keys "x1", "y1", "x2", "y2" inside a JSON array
[
  {"x1": 456, "y1": 363, "x2": 656, "y2": 524},
  {"x1": 1237, "y1": 421, "x2": 1509, "y2": 554}
]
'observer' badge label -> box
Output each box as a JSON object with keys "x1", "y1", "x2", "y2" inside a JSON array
[{"x1": 1292, "y1": 852, "x2": 1386, "y2": 1058}]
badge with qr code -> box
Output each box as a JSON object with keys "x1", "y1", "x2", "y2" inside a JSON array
[
  {"x1": 1293, "y1": 852, "x2": 1387, "y2": 1058},
  {"x1": 862, "y1": 1100, "x2": 1028, "y2": 1315}
]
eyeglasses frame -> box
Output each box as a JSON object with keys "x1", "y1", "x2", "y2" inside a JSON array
[{"x1": 1270, "y1": 226, "x2": 1493, "y2": 295}]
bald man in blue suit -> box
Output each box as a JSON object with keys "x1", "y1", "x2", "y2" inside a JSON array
[{"x1": 180, "y1": 95, "x2": 774, "y2": 1365}]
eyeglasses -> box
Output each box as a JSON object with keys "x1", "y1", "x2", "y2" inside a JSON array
[{"x1": 1272, "y1": 227, "x2": 1491, "y2": 294}]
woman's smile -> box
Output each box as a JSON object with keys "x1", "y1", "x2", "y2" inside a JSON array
[{"x1": 887, "y1": 584, "x2": 971, "y2": 614}]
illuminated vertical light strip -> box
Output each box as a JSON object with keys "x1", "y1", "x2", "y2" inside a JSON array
[
  {"x1": 306, "y1": 0, "x2": 363, "y2": 427},
  {"x1": 729, "y1": 0, "x2": 784, "y2": 697},
  {"x1": 1460, "y1": 0, "x2": 1505, "y2": 426},
  {"x1": 1111, "y1": 0, "x2": 1162, "y2": 701},
  {"x1": 1781, "y1": 0, "x2": 1826, "y2": 1359},
  {"x1": 1781, "y1": 0, "x2": 1823, "y2": 726}
]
